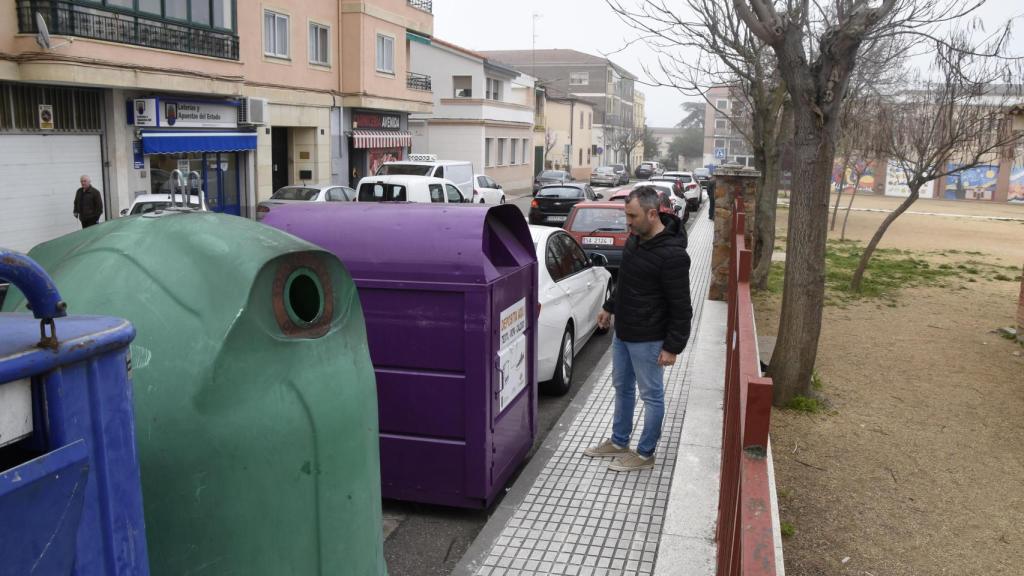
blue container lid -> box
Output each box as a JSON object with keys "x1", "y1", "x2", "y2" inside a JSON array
[{"x1": 0, "y1": 315, "x2": 135, "y2": 383}]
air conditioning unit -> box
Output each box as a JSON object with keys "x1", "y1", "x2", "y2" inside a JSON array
[{"x1": 239, "y1": 97, "x2": 268, "y2": 126}]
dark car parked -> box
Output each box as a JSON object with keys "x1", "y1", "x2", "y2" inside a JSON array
[
  {"x1": 533, "y1": 170, "x2": 574, "y2": 195},
  {"x1": 529, "y1": 183, "x2": 602, "y2": 226},
  {"x1": 693, "y1": 167, "x2": 712, "y2": 190},
  {"x1": 635, "y1": 161, "x2": 661, "y2": 180}
]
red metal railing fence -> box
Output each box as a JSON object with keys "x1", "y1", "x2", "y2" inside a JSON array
[{"x1": 716, "y1": 197, "x2": 777, "y2": 575}]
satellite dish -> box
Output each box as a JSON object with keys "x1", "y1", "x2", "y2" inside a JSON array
[
  {"x1": 35, "y1": 12, "x2": 51, "y2": 49},
  {"x1": 34, "y1": 12, "x2": 72, "y2": 50}
]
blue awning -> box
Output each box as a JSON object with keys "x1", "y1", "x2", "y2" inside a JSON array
[{"x1": 141, "y1": 131, "x2": 257, "y2": 154}]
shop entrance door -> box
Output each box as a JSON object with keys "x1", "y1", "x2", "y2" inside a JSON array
[{"x1": 204, "y1": 152, "x2": 241, "y2": 216}]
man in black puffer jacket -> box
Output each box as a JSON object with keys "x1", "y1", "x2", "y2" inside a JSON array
[{"x1": 583, "y1": 186, "x2": 692, "y2": 471}]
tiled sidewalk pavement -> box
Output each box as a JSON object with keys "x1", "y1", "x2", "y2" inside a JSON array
[{"x1": 455, "y1": 207, "x2": 717, "y2": 576}]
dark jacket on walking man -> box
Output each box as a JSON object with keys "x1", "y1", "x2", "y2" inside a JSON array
[
  {"x1": 583, "y1": 186, "x2": 693, "y2": 472},
  {"x1": 74, "y1": 175, "x2": 103, "y2": 228}
]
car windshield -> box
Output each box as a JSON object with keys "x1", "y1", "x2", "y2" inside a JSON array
[
  {"x1": 130, "y1": 201, "x2": 198, "y2": 215},
  {"x1": 569, "y1": 208, "x2": 627, "y2": 232},
  {"x1": 537, "y1": 186, "x2": 583, "y2": 199},
  {"x1": 376, "y1": 164, "x2": 433, "y2": 176},
  {"x1": 595, "y1": 166, "x2": 616, "y2": 174},
  {"x1": 664, "y1": 173, "x2": 693, "y2": 183},
  {"x1": 612, "y1": 164, "x2": 625, "y2": 171},
  {"x1": 539, "y1": 171, "x2": 565, "y2": 179},
  {"x1": 271, "y1": 187, "x2": 319, "y2": 201}
]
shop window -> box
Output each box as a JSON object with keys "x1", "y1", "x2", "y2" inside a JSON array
[
  {"x1": 264, "y1": 10, "x2": 289, "y2": 58},
  {"x1": 309, "y1": 22, "x2": 329, "y2": 66},
  {"x1": 376, "y1": 34, "x2": 395, "y2": 74}
]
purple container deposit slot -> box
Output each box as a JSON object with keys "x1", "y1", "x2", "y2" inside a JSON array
[{"x1": 265, "y1": 203, "x2": 538, "y2": 508}]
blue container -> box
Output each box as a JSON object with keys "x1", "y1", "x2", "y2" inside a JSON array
[{"x1": 0, "y1": 249, "x2": 149, "y2": 576}]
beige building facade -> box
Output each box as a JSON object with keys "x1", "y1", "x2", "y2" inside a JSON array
[
  {"x1": 631, "y1": 91, "x2": 646, "y2": 170},
  {"x1": 541, "y1": 93, "x2": 595, "y2": 182},
  {"x1": 0, "y1": 0, "x2": 433, "y2": 251}
]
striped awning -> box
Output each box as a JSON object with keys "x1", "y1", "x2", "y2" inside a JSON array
[{"x1": 350, "y1": 130, "x2": 413, "y2": 149}]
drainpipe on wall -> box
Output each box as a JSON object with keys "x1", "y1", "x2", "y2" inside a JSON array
[{"x1": 569, "y1": 99, "x2": 574, "y2": 174}]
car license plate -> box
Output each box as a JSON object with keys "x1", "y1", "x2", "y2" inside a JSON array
[
  {"x1": 548, "y1": 216, "x2": 567, "y2": 222},
  {"x1": 583, "y1": 237, "x2": 614, "y2": 245}
]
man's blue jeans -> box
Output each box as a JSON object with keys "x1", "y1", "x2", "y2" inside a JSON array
[{"x1": 610, "y1": 334, "x2": 666, "y2": 458}]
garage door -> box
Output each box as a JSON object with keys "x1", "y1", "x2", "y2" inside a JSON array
[{"x1": 0, "y1": 134, "x2": 103, "y2": 253}]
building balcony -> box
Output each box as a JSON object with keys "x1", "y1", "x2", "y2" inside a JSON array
[
  {"x1": 407, "y1": 0, "x2": 433, "y2": 14},
  {"x1": 407, "y1": 72, "x2": 432, "y2": 92},
  {"x1": 436, "y1": 98, "x2": 534, "y2": 125},
  {"x1": 16, "y1": 0, "x2": 239, "y2": 61}
]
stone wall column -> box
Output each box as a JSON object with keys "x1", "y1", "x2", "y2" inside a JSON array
[{"x1": 708, "y1": 165, "x2": 760, "y2": 301}]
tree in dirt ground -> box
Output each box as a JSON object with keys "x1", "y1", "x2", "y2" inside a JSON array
[
  {"x1": 850, "y1": 38, "x2": 1024, "y2": 292},
  {"x1": 831, "y1": 38, "x2": 910, "y2": 233},
  {"x1": 731, "y1": 0, "x2": 1017, "y2": 405},
  {"x1": 606, "y1": 0, "x2": 789, "y2": 291}
]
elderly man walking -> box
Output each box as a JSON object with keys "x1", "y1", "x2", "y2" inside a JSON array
[
  {"x1": 583, "y1": 186, "x2": 692, "y2": 471},
  {"x1": 73, "y1": 175, "x2": 103, "y2": 228}
]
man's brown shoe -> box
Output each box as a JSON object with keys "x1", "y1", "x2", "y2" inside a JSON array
[
  {"x1": 583, "y1": 439, "x2": 630, "y2": 458},
  {"x1": 608, "y1": 451, "x2": 655, "y2": 472}
]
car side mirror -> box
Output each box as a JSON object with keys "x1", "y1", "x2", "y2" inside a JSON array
[
  {"x1": 589, "y1": 253, "x2": 609, "y2": 267},
  {"x1": 119, "y1": 208, "x2": 129, "y2": 216},
  {"x1": 595, "y1": 193, "x2": 604, "y2": 200}
]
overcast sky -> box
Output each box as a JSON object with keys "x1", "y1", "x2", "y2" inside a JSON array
[{"x1": 433, "y1": 0, "x2": 1024, "y2": 128}]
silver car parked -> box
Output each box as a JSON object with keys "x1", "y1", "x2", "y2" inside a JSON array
[
  {"x1": 590, "y1": 166, "x2": 620, "y2": 187},
  {"x1": 256, "y1": 185, "x2": 356, "y2": 221}
]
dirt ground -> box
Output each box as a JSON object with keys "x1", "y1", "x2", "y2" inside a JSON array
[{"x1": 756, "y1": 195, "x2": 1024, "y2": 575}]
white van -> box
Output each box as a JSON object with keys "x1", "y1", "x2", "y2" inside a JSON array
[
  {"x1": 355, "y1": 175, "x2": 466, "y2": 204},
  {"x1": 375, "y1": 157, "x2": 475, "y2": 200}
]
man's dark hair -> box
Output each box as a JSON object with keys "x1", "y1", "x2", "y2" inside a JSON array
[{"x1": 627, "y1": 186, "x2": 662, "y2": 213}]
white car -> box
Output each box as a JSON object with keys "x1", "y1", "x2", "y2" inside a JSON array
[
  {"x1": 632, "y1": 181, "x2": 687, "y2": 216},
  {"x1": 355, "y1": 175, "x2": 466, "y2": 203},
  {"x1": 120, "y1": 193, "x2": 206, "y2": 216},
  {"x1": 256, "y1": 185, "x2": 356, "y2": 221},
  {"x1": 662, "y1": 171, "x2": 702, "y2": 211},
  {"x1": 472, "y1": 174, "x2": 506, "y2": 204},
  {"x1": 530, "y1": 225, "x2": 613, "y2": 395}
]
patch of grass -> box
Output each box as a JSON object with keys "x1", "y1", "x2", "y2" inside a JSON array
[
  {"x1": 780, "y1": 521, "x2": 796, "y2": 538},
  {"x1": 823, "y1": 240, "x2": 958, "y2": 303},
  {"x1": 811, "y1": 370, "x2": 824, "y2": 391},
  {"x1": 938, "y1": 263, "x2": 953, "y2": 270},
  {"x1": 994, "y1": 274, "x2": 1014, "y2": 281},
  {"x1": 787, "y1": 395, "x2": 824, "y2": 413},
  {"x1": 777, "y1": 487, "x2": 792, "y2": 499},
  {"x1": 766, "y1": 262, "x2": 785, "y2": 294},
  {"x1": 968, "y1": 278, "x2": 977, "y2": 283}
]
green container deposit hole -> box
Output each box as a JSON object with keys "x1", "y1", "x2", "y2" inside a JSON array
[{"x1": 285, "y1": 268, "x2": 324, "y2": 325}]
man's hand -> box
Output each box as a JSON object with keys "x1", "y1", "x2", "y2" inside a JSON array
[
  {"x1": 658, "y1": 350, "x2": 677, "y2": 367},
  {"x1": 597, "y1": 310, "x2": 612, "y2": 330}
]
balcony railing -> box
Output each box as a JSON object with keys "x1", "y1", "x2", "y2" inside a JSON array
[
  {"x1": 407, "y1": 0, "x2": 433, "y2": 14},
  {"x1": 406, "y1": 72, "x2": 432, "y2": 92},
  {"x1": 17, "y1": 0, "x2": 239, "y2": 61}
]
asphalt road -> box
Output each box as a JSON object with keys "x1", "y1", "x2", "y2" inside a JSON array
[{"x1": 381, "y1": 182, "x2": 669, "y2": 576}]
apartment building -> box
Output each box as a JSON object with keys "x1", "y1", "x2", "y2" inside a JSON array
[
  {"x1": 481, "y1": 49, "x2": 635, "y2": 168},
  {"x1": 408, "y1": 38, "x2": 534, "y2": 192},
  {"x1": 631, "y1": 91, "x2": 645, "y2": 170},
  {"x1": 701, "y1": 85, "x2": 753, "y2": 169},
  {"x1": 0, "y1": 0, "x2": 433, "y2": 252},
  {"x1": 531, "y1": 87, "x2": 594, "y2": 181}
]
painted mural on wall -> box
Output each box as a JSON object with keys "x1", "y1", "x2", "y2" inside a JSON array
[
  {"x1": 832, "y1": 159, "x2": 877, "y2": 194},
  {"x1": 1010, "y1": 148, "x2": 1024, "y2": 203},
  {"x1": 885, "y1": 160, "x2": 933, "y2": 198},
  {"x1": 944, "y1": 163, "x2": 999, "y2": 200}
]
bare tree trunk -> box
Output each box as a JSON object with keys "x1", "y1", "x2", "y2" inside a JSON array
[
  {"x1": 850, "y1": 186, "x2": 921, "y2": 291},
  {"x1": 830, "y1": 155, "x2": 851, "y2": 231},
  {"x1": 769, "y1": 112, "x2": 834, "y2": 406},
  {"x1": 751, "y1": 152, "x2": 780, "y2": 290},
  {"x1": 840, "y1": 173, "x2": 863, "y2": 241}
]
